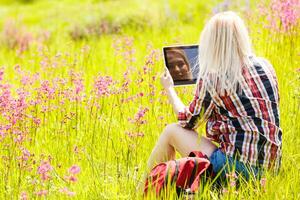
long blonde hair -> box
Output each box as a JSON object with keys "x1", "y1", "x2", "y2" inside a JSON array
[{"x1": 197, "y1": 11, "x2": 253, "y2": 96}]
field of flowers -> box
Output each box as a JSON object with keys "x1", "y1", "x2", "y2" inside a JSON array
[{"x1": 0, "y1": 0, "x2": 299, "y2": 199}]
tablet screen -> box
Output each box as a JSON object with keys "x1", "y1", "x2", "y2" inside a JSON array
[{"x1": 163, "y1": 45, "x2": 199, "y2": 86}]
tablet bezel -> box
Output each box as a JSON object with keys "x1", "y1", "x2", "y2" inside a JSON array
[{"x1": 162, "y1": 44, "x2": 199, "y2": 86}]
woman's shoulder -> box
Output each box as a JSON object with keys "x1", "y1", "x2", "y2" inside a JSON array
[
  {"x1": 256, "y1": 56, "x2": 273, "y2": 68},
  {"x1": 250, "y1": 55, "x2": 277, "y2": 78},
  {"x1": 249, "y1": 55, "x2": 272, "y2": 66}
]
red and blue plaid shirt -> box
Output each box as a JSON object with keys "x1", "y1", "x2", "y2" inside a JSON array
[{"x1": 178, "y1": 56, "x2": 282, "y2": 171}]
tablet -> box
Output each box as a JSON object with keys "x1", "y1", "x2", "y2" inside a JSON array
[{"x1": 163, "y1": 44, "x2": 199, "y2": 86}]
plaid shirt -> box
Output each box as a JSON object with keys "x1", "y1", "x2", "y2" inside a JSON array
[{"x1": 178, "y1": 56, "x2": 282, "y2": 170}]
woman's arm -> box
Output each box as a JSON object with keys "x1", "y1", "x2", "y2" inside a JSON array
[
  {"x1": 160, "y1": 68, "x2": 215, "y2": 130},
  {"x1": 165, "y1": 87, "x2": 185, "y2": 115},
  {"x1": 160, "y1": 68, "x2": 185, "y2": 115}
]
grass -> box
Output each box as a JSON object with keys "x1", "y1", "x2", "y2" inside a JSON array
[{"x1": 0, "y1": 0, "x2": 299, "y2": 199}]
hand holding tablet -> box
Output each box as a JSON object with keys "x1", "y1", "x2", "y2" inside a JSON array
[
  {"x1": 160, "y1": 67, "x2": 174, "y2": 90},
  {"x1": 163, "y1": 45, "x2": 199, "y2": 86}
]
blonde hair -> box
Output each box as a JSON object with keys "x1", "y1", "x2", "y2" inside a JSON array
[{"x1": 197, "y1": 11, "x2": 253, "y2": 96}]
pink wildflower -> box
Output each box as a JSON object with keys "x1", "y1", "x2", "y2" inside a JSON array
[
  {"x1": 125, "y1": 131, "x2": 145, "y2": 138},
  {"x1": 20, "y1": 191, "x2": 28, "y2": 200},
  {"x1": 59, "y1": 187, "x2": 76, "y2": 196},
  {"x1": 229, "y1": 180, "x2": 236, "y2": 187},
  {"x1": 36, "y1": 190, "x2": 48, "y2": 197},
  {"x1": 222, "y1": 188, "x2": 228, "y2": 194},
  {"x1": 33, "y1": 117, "x2": 41, "y2": 126},
  {"x1": 260, "y1": 177, "x2": 267, "y2": 187},
  {"x1": 69, "y1": 165, "x2": 80, "y2": 175},
  {"x1": 260, "y1": 0, "x2": 300, "y2": 33},
  {"x1": 39, "y1": 80, "x2": 56, "y2": 99},
  {"x1": 134, "y1": 107, "x2": 149, "y2": 123},
  {"x1": 94, "y1": 75, "x2": 113, "y2": 97},
  {"x1": 21, "y1": 148, "x2": 31, "y2": 161},
  {"x1": 66, "y1": 175, "x2": 78, "y2": 183},
  {"x1": 0, "y1": 67, "x2": 4, "y2": 81},
  {"x1": 37, "y1": 161, "x2": 53, "y2": 181},
  {"x1": 69, "y1": 70, "x2": 84, "y2": 95},
  {"x1": 225, "y1": 172, "x2": 238, "y2": 179}
]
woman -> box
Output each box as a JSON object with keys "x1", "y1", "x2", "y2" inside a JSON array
[
  {"x1": 141, "y1": 11, "x2": 282, "y2": 190},
  {"x1": 166, "y1": 47, "x2": 193, "y2": 81}
]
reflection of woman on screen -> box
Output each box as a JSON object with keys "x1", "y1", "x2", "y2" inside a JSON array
[{"x1": 166, "y1": 48, "x2": 193, "y2": 80}]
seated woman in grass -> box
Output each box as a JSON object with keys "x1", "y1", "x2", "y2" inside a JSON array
[{"x1": 143, "y1": 11, "x2": 282, "y2": 190}]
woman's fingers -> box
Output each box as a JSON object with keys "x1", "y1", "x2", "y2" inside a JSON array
[
  {"x1": 161, "y1": 67, "x2": 169, "y2": 79},
  {"x1": 164, "y1": 67, "x2": 169, "y2": 75},
  {"x1": 160, "y1": 71, "x2": 166, "y2": 79},
  {"x1": 164, "y1": 67, "x2": 172, "y2": 78}
]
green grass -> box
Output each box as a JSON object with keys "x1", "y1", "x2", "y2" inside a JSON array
[{"x1": 0, "y1": 0, "x2": 299, "y2": 199}]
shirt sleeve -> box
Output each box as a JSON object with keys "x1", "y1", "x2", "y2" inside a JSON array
[{"x1": 177, "y1": 79, "x2": 215, "y2": 130}]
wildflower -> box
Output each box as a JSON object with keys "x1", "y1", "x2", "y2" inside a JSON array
[
  {"x1": 59, "y1": 187, "x2": 76, "y2": 196},
  {"x1": 129, "y1": 106, "x2": 149, "y2": 125},
  {"x1": 39, "y1": 80, "x2": 56, "y2": 99},
  {"x1": 36, "y1": 190, "x2": 48, "y2": 197},
  {"x1": 143, "y1": 66, "x2": 149, "y2": 74},
  {"x1": 125, "y1": 131, "x2": 145, "y2": 138},
  {"x1": 14, "y1": 133, "x2": 25, "y2": 143},
  {"x1": 112, "y1": 36, "x2": 136, "y2": 65},
  {"x1": 37, "y1": 161, "x2": 53, "y2": 181},
  {"x1": 21, "y1": 148, "x2": 31, "y2": 161},
  {"x1": 260, "y1": 0, "x2": 300, "y2": 33},
  {"x1": 229, "y1": 180, "x2": 236, "y2": 187},
  {"x1": 93, "y1": 75, "x2": 113, "y2": 97},
  {"x1": 33, "y1": 117, "x2": 41, "y2": 126},
  {"x1": 69, "y1": 70, "x2": 84, "y2": 95},
  {"x1": 20, "y1": 191, "x2": 28, "y2": 200},
  {"x1": 65, "y1": 165, "x2": 81, "y2": 183},
  {"x1": 260, "y1": 177, "x2": 267, "y2": 187},
  {"x1": 135, "y1": 107, "x2": 149, "y2": 120},
  {"x1": 144, "y1": 48, "x2": 159, "y2": 68},
  {"x1": 65, "y1": 175, "x2": 78, "y2": 183},
  {"x1": 0, "y1": 67, "x2": 4, "y2": 81},
  {"x1": 225, "y1": 172, "x2": 238, "y2": 179},
  {"x1": 226, "y1": 172, "x2": 237, "y2": 188},
  {"x1": 222, "y1": 188, "x2": 228, "y2": 194},
  {"x1": 69, "y1": 165, "x2": 80, "y2": 175}
]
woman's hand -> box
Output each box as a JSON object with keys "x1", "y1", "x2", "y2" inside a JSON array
[
  {"x1": 160, "y1": 67, "x2": 185, "y2": 115},
  {"x1": 160, "y1": 67, "x2": 174, "y2": 90}
]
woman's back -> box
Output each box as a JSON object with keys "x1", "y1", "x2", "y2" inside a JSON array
[{"x1": 206, "y1": 56, "x2": 282, "y2": 170}]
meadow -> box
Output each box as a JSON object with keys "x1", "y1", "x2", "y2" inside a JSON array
[{"x1": 0, "y1": 0, "x2": 299, "y2": 199}]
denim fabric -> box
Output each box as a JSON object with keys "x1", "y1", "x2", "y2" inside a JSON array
[{"x1": 208, "y1": 148, "x2": 263, "y2": 182}]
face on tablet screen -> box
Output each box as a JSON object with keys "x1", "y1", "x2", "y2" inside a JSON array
[
  {"x1": 166, "y1": 49, "x2": 193, "y2": 81},
  {"x1": 163, "y1": 45, "x2": 199, "y2": 85}
]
